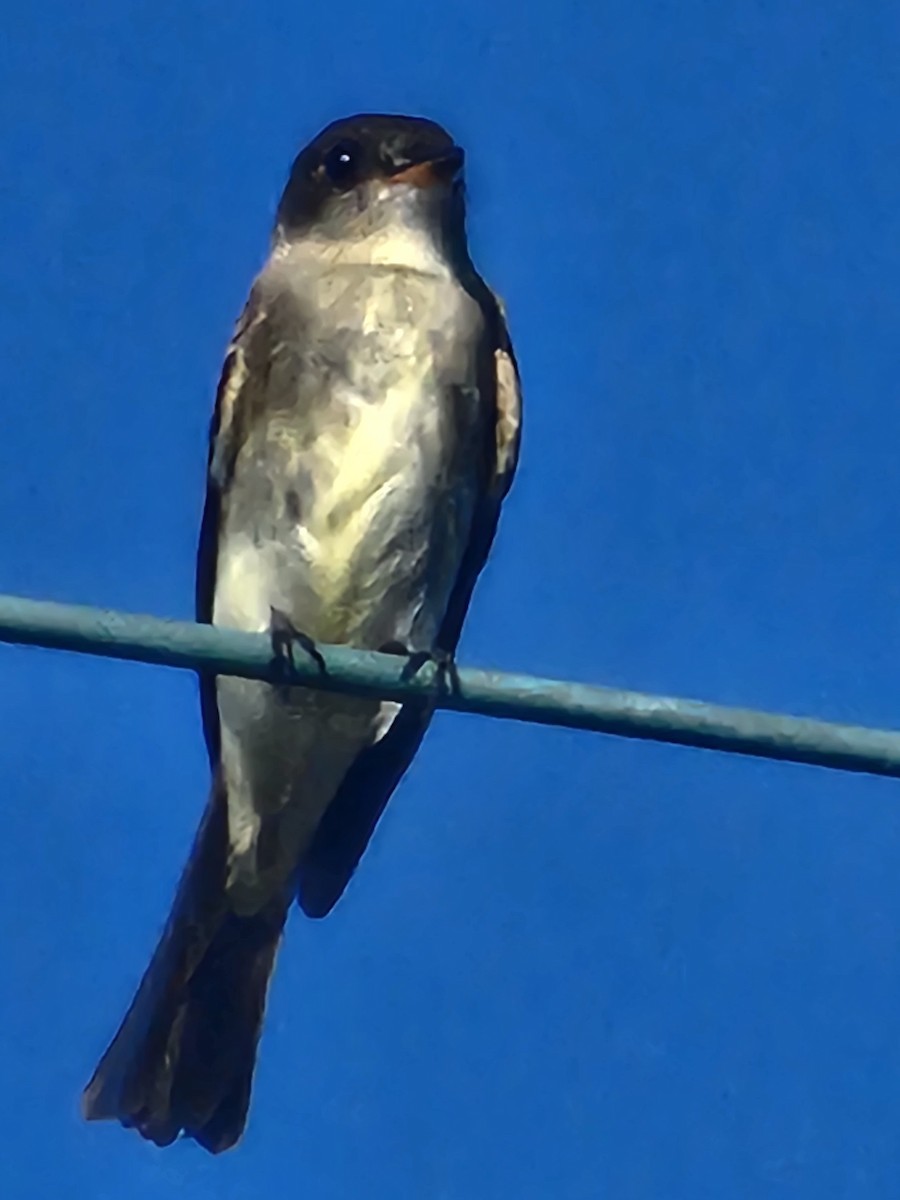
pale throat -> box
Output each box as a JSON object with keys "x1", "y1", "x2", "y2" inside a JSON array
[{"x1": 277, "y1": 183, "x2": 453, "y2": 276}]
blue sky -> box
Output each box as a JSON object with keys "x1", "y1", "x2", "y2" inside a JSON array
[{"x1": 3, "y1": 3, "x2": 900, "y2": 1196}]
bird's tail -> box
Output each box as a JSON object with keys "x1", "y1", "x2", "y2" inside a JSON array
[{"x1": 81, "y1": 775, "x2": 289, "y2": 1153}]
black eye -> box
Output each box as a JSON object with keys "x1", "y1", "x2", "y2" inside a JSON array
[{"x1": 321, "y1": 139, "x2": 363, "y2": 188}]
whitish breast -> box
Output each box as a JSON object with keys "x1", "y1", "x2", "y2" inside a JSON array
[{"x1": 215, "y1": 245, "x2": 485, "y2": 650}]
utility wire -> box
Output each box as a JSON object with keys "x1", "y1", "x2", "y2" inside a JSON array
[{"x1": 0, "y1": 592, "x2": 897, "y2": 780}]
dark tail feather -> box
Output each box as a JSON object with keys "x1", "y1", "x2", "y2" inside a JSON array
[{"x1": 82, "y1": 776, "x2": 288, "y2": 1153}]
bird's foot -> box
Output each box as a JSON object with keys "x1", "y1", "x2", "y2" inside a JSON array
[
  {"x1": 378, "y1": 641, "x2": 460, "y2": 694},
  {"x1": 269, "y1": 607, "x2": 326, "y2": 697}
]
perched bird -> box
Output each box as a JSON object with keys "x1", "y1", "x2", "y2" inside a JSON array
[{"x1": 82, "y1": 113, "x2": 521, "y2": 1153}]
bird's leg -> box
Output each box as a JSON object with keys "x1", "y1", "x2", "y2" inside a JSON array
[
  {"x1": 378, "y1": 640, "x2": 460, "y2": 694},
  {"x1": 269, "y1": 607, "x2": 326, "y2": 698}
]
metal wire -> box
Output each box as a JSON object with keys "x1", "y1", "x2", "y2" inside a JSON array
[{"x1": 0, "y1": 592, "x2": 898, "y2": 779}]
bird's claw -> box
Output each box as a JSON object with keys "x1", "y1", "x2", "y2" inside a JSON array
[
  {"x1": 269, "y1": 607, "x2": 327, "y2": 690},
  {"x1": 379, "y1": 640, "x2": 460, "y2": 693}
]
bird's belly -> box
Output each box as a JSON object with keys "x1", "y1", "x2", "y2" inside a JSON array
[
  {"x1": 214, "y1": 263, "x2": 482, "y2": 651},
  {"x1": 208, "y1": 267, "x2": 483, "y2": 908},
  {"x1": 211, "y1": 372, "x2": 475, "y2": 909},
  {"x1": 214, "y1": 377, "x2": 471, "y2": 651}
]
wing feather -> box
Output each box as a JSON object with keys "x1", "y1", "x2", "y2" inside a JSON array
[{"x1": 195, "y1": 293, "x2": 271, "y2": 763}]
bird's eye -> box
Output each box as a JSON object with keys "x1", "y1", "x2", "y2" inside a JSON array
[{"x1": 321, "y1": 139, "x2": 363, "y2": 188}]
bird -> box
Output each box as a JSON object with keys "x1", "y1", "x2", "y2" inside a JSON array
[{"x1": 81, "y1": 112, "x2": 521, "y2": 1153}]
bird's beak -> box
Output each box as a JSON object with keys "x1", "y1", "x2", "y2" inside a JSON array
[{"x1": 386, "y1": 146, "x2": 464, "y2": 188}]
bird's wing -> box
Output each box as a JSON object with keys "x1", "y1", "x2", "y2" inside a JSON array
[
  {"x1": 195, "y1": 291, "x2": 271, "y2": 765},
  {"x1": 435, "y1": 292, "x2": 522, "y2": 654},
  {"x1": 297, "y1": 294, "x2": 522, "y2": 917}
]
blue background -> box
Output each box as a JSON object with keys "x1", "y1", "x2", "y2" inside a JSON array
[{"x1": 3, "y1": 3, "x2": 900, "y2": 1196}]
